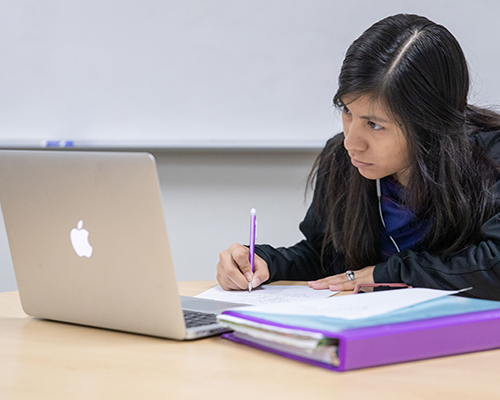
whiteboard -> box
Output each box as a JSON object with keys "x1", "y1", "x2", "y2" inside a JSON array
[{"x1": 1, "y1": 0, "x2": 500, "y2": 149}]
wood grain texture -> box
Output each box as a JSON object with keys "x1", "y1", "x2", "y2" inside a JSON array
[{"x1": 0, "y1": 283, "x2": 499, "y2": 400}]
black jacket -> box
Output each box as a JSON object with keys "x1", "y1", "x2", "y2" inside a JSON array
[{"x1": 255, "y1": 130, "x2": 500, "y2": 300}]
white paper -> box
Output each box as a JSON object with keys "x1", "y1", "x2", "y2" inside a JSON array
[
  {"x1": 235, "y1": 288, "x2": 460, "y2": 319},
  {"x1": 218, "y1": 314, "x2": 325, "y2": 349},
  {"x1": 195, "y1": 284, "x2": 336, "y2": 306}
]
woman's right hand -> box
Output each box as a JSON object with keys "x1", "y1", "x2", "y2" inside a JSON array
[{"x1": 216, "y1": 243, "x2": 269, "y2": 291}]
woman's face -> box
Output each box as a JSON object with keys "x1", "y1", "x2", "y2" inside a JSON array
[{"x1": 341, "y1": 94, "x2": 410, "y2": 185}]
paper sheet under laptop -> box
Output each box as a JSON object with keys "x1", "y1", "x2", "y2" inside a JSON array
[
  {"x1": 221, "y1": 288, "x2": 461, "y2": 320},
  {"x1": 195, "y1": 285, "x2": 336, "y2": 305}
]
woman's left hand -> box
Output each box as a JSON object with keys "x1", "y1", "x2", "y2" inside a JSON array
[{"x1": 308, "y1": 266, "x2": 375, "y2": 291}]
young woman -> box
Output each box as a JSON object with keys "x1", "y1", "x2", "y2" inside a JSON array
[{"x1": 216, "y1": 14, "x2": 500, "y2": 300}]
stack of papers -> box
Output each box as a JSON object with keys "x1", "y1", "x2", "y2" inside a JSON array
[
  {"x1": 195, "y1": 284, "x2": 336, "y2": 306},
  {"x1": 228, "y1": 287, "x2": 461, "y2": 319}
]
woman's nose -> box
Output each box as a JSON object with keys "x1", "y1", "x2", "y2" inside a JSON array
[{"x1": 343, "y1": 120, "x2": 368, "y2": 153}]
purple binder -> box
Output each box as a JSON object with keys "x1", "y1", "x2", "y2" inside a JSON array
[{"x1": 221, "y1": 306, "x2": 500, "y2": 371}]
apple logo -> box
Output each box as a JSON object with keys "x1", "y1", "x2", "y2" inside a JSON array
[{"x1": 70, "y1": 220, "x2": 93, "y2": 258}]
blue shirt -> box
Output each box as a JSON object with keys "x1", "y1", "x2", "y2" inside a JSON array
[{"x1": 379, "y1": 177, "x2": 427, "y2": 259}]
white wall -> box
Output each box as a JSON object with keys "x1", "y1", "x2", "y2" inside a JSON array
[
  {"x1": 0, "y1": 150, "x2": 319, "y2": 291},
  {"x1": 2, "y1": 0, "x2": 500, "y2": 148},
  {"x1": 157, "y1": 150, "x2": 318, "y2": 281}
]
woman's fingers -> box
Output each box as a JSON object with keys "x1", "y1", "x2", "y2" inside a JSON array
[
  {"x1": 308, "y1": 266, "x2": 375, "y2": 291},
  {"x1": 216, "y1": 243, "x2": 269, "y2": 291}
]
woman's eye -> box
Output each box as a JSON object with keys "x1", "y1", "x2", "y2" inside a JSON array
[
  {"x1": 369, "y1": 121, "x2": 384, "y2": 131},
  {"x1": 343, "y1": 106, "x2": 351, "y2": 114}
]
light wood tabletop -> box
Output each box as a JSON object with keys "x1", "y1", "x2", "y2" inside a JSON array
[{"x1": 1, "y1": 281, "x2": 499, "y2": 400}]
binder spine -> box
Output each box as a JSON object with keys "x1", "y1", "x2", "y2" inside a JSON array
[
  {"x1": 338, "y1": 309, "x2": 500, "y2": 370},
  {"x1": 223, "y1": 308, "x2": 500, "y2": 371}
]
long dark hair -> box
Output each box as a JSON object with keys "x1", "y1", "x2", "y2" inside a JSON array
[{"x1": 311, "y1": 14, "x2": 500, "y2": 270}]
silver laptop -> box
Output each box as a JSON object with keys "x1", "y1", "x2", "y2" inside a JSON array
[{"x1": 0, "y1": 150, "x2": 245, "y2": 340}]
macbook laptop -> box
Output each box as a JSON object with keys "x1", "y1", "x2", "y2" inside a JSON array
[{"x1": 0, "y1": 150, "x2": 246, "y2": 340}]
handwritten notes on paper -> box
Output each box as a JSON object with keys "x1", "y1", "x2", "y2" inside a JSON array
[
  {"x1": 237, "y1": 288, "x2": 460, "y2": 320},
  {"x1": 195, "y1": 285, "x2": 336, "y2": 306}
]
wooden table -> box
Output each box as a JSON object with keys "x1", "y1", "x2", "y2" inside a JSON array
[{"x1": 1, "y1": 281, "x2": 499, "y2": 399}]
